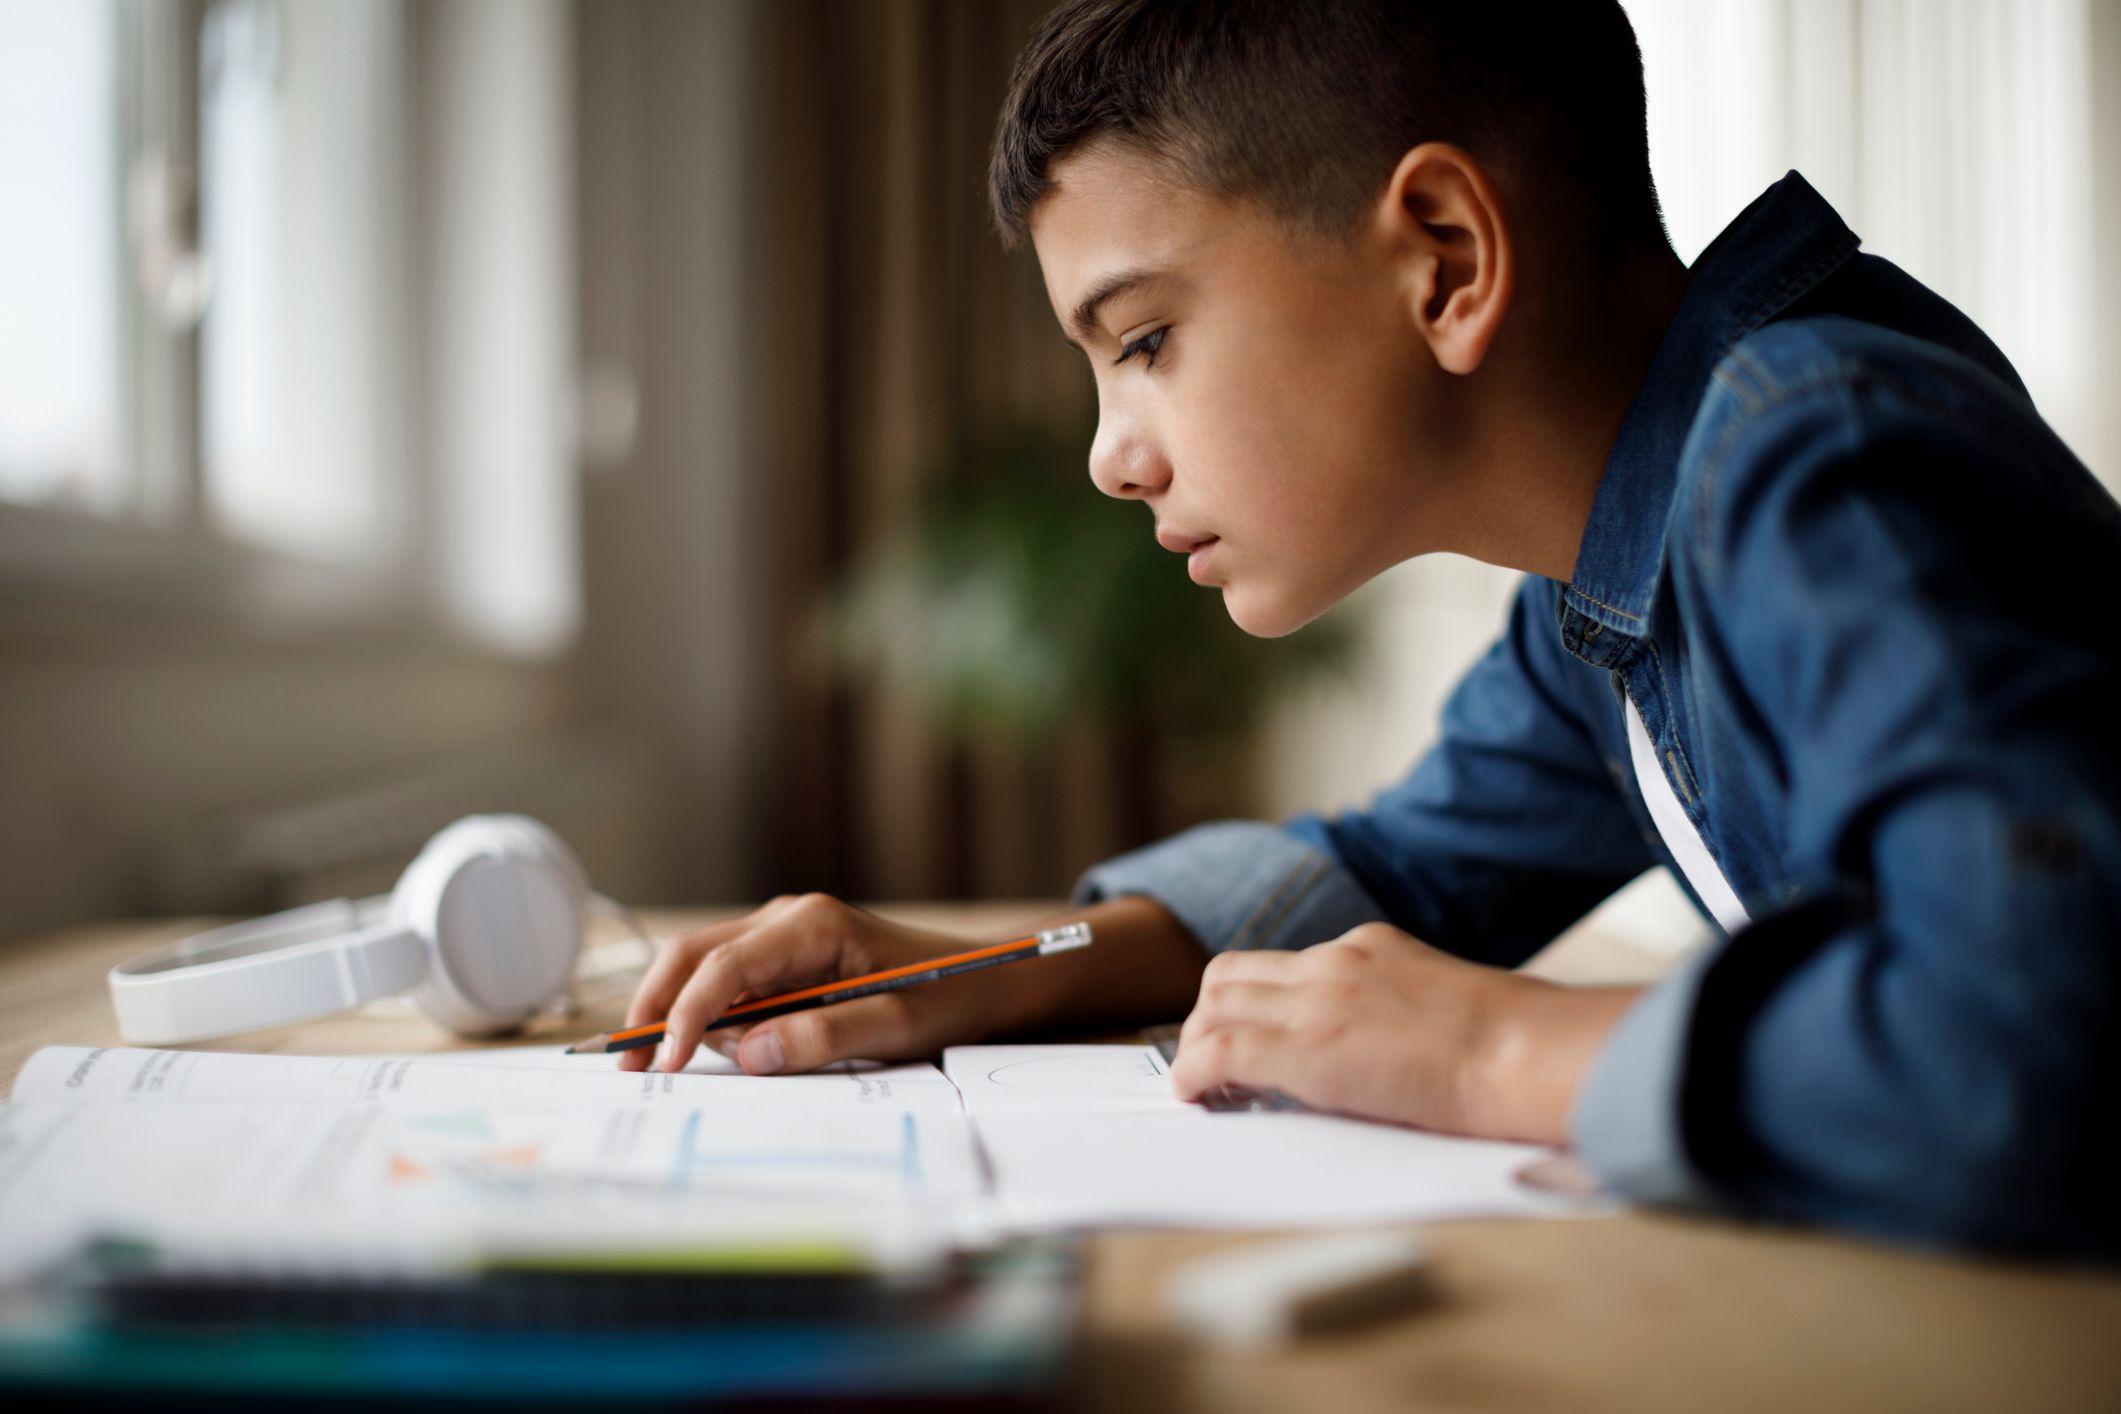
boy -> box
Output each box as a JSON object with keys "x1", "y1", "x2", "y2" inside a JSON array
[{"x1": 627, "y1": 1, "x2": 2120, "y2": 1257}]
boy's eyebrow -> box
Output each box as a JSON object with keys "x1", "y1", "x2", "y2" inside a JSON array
[{"x1": 1064, "y1": 266, "x2": 1172, "y2": 347}]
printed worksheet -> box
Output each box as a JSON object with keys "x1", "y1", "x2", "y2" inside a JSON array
[{"x1": 0, "y1": 1089, "x2": 982, "y2": 1276}]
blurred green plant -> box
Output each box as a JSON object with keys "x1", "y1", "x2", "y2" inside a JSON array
[{"x1": 819, "y1": 419, "x2": 1362, "y2": 746}]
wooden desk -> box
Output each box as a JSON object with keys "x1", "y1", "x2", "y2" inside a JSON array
[{"x1": 7, "y1": 907, "x2": 2120, "y2": 1414}]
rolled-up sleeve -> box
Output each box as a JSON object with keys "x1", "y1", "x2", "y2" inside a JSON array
[
  {"x1": 1071, "y1": 820, "x2": 1387, "y2": 955},
  {"x1": 1568, "y1": 948, "x2": 1722, "y2": 1208}
]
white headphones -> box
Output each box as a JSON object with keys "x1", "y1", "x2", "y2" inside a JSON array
[{"x1": 108, "y1": 815, "x2": 592, "y2": 1046}]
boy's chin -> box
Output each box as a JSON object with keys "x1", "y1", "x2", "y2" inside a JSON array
[{"x1": 1220, "y1": 578, "x2": 1329, "y2": 639}]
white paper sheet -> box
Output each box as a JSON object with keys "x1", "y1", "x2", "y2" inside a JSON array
[
  {"x1": 0, "y1": 1040, "x2": 988, "y2": 1278},
  {"x1": 970, "y1": 1107, "x2": 1576, "y2": 1230},
  {"x1": 0, "y1": 1097, "x2": 980, "y2": 1274},
  {"x1": 942, "y1": 1043, "x2": 1188, "y2": 1115},
  {"x1": 11, "y1": 1045, "x2": 963, "y2": 1114}
]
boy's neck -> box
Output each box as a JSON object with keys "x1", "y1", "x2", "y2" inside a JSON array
[{"x1": 1446, "y1": 249, "x2": 1692, "y2": 584}]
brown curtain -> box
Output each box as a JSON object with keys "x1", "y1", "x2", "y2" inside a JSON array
[{"x1": 755, "y1": 0, "x2": 1146, "y2": 902}]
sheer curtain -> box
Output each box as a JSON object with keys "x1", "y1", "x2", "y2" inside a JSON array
[{"x1": 1628, "y1": 0, "x2": 2117, "y2": 490}]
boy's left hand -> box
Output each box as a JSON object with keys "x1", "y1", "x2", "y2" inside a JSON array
[{"x1": 1167, "y1": 923, "x2": 1640, "y2": 1146}]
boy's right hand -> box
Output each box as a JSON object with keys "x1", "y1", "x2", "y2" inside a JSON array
[{"x1": 617, "y1": 894, "x2": 1028, "y2": 1076}]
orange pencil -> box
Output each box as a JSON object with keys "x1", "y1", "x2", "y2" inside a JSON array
[{"x1": 564, "y1": 922, "x2": 1093, "y2": 1054}]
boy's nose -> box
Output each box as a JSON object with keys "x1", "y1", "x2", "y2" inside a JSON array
[{"x1": 1088, "y1": 423, "x2": 1171, "y2": 500}]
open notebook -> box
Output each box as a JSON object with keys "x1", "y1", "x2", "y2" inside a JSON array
[
  {"x1": 1, "y1": 1041, "x2": 1579, "y2": 1275},
  {"x1": 0, "y1": 1045, "x2": 983, "y2": 1275}
]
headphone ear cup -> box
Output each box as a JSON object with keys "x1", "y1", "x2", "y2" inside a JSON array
[
  {"x1": 475, "y1": 815, "x2": 590, "y2": 897},
  {"x1": 393, "y1": 816, "x2": 586, "y2": 1037}
]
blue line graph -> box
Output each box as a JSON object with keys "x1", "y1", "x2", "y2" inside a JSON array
[
  {"x1": 662, "y1": 1109, "x2": 928, "y2": 1192},
  {"x1": 901, "y1": 1113, "x2": 922, "y2": 1196}
]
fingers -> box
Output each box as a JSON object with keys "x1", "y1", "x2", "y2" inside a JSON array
[
  {"x1": 609, "y1": 894, "x2": 989, "y2": 1077},
  {"x1": 737, "y1": 993, "x2": 918, "y2": 1075},
  {"x1": 616, "y1": 920, "x2": 744, "y2": 1071},
  {"x1": 618, "y1": 949, "x2": 695, "y2": 1071},
  {"x1": 1167, "y1": 1021, "x2": 1291, "y2": 1102},
  {"x1": 1174, "y1": 949, "x2": 1301, "y2": 1050},
  {"x1": 706, "y1": 1020, "x2": 753, "y2": 1059},
  {"x1": 1197, "y1": 948, "x2": 1304, "y2": 983},
  {"x1": 617, "y1": 897, "x2": 815, "y2": 1072},
  {"x1": 658, "y1": 897, "x2": 858, "y2": 1072},
  {"x1": 1177, "y1": 979, "x2": 1292, "y2": 1054},
  {"x1": 1167, "y1": 949, "x2": 1314, "y2": 1102},
  {"x1": 626, "y1": 916, "x2": 764, "y2": 1028}
]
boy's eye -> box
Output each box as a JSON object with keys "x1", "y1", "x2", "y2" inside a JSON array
[{"x1": 1114, "y1": 326, "x2": 1168, "y2": 368}]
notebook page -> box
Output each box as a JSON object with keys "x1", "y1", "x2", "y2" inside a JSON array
[
  {"x1": 972, "y1": 1107, "x2": 1583, "y2": 1230},
  {"x1": 0, "y1": 1098, "x2": 981, "y2": 1276},
  {"x1": 11, "y1": 1045, "x2": 963, "y2": 1114}
]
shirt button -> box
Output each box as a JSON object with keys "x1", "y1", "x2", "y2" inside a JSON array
[{"x1": 1583, "y1": 620, "x2": 1603, "y2": 640}]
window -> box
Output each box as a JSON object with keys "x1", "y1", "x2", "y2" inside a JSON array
[
  {"x1": 0, "y1": 0, "x2": 413, "y2": 575},
  {"x1": 0, "y1": 0, "x2": 126, "y2": 515},
  {"x1": 200, "y1": 0, "x2": 411, "y2": 564},
  {"x1": 0, "y1": 0, "x2": 580, "y2": 657},
  {"x1": 197, "y1": 0, "x2": 285, "y2": 550}
]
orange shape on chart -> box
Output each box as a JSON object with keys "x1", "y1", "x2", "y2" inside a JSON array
[
  {"x1": 389, "y1": 1152, "x2": 431, "y2": 1184},
  {"x1": 475, "y1": 1143, "x2": 543, "y2": 1169}
]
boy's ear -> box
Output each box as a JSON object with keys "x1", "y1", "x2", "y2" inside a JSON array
[{"x1": 1377, "y1": 143, "x2": 1514, "y2": 376}]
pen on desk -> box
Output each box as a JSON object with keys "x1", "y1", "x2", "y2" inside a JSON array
[{"x1": 564, "y1": 922, "x2": 1095, "y2": 1054}]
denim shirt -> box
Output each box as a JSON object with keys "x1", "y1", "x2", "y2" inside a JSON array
[{"x1": 1075, "y1": 172, "x2": 2121, "y2": 1257}]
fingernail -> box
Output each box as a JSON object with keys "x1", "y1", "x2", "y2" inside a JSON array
[
  {"x1": 655, "y1": 1038, "x2": 676, "y2": 1072},
  {"x1": 744, "y1": 1031, "x2": 785, "y2": 1075}
]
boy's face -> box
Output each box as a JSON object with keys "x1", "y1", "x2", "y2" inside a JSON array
[{"x1": 1030, "y1": 140, "x2": 1460, "y2": 637}]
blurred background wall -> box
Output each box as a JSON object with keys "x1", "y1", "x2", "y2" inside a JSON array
[{"x1": 1, "y1": 0, "x2": 2116, "y2": 943}]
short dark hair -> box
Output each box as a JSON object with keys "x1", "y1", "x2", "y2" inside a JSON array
[{"x1": 989, "y1": 0, "x2": 1666, "y2": 259}]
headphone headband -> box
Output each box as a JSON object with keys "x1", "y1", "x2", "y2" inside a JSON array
[
  {"x1": 108, "y1": 898, "x2": 426, "y2": 1045},
  {"x1": 106, "y1": 815, "x2": 589, "y2": 1046}
]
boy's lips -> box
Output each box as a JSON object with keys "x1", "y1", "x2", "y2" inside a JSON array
[
  {"x1": 1155, "y1": 528, "x2": 1218, "y2": 554},
  {"x1": 1154, "y1": 526, "x2": 1222, "y2": 583}
]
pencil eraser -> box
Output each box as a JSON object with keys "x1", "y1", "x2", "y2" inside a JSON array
[{"x1": 1162, "y1": 1229, "x2": 1433, "y2": 1347}]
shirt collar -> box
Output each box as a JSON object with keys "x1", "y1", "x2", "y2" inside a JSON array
[{"x1": 1563, "y1": 171, "x2": 1861, "y2": 636}]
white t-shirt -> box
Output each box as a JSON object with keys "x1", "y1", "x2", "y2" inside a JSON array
[{"x1": 1624, "y1": 696, "x2": 1751, "y2": 935}]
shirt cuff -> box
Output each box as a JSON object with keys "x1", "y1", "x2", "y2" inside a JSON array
[
  {"x1": 1070, "y1": 820, "x2": 1386, "y2": 954},
  {"x1": 1568, "y1": 947, "x2": 1726, "y2": 1209}
]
